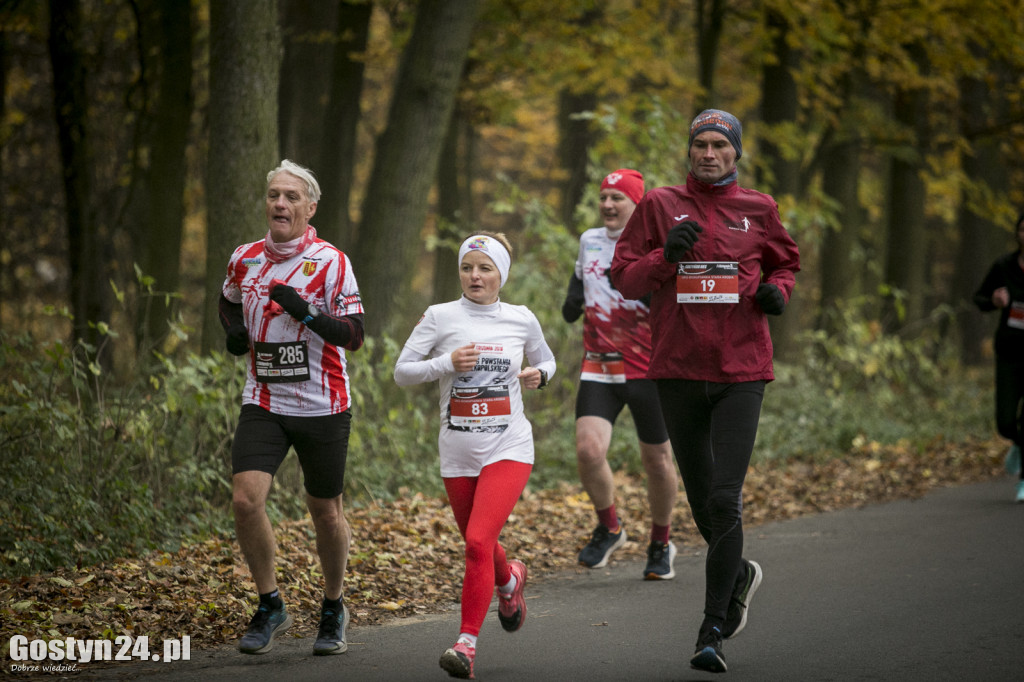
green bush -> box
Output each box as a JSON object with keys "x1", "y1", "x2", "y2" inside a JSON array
[
  {"x1": 0, "y1": 326, "x2": 240, "y2": 577},
  {"x1": 756, "y1": 300, "x2": 992, "y2": 461}
]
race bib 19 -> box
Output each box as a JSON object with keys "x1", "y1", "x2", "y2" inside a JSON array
[{"x1": 677, "y1": 262, "x2": 739, "y2": 303}]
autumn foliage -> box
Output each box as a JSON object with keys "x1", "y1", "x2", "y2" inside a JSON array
[{"x1": 0, "y1": 437, "x2": 1006, "y2": 662}]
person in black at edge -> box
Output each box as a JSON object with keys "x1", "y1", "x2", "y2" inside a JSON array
[{"x1": 973, "y1": 211, "x2": 1024, "y2": 503}]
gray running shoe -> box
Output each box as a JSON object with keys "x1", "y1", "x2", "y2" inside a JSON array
[
  {"x1": 238, "y1": 602, "x2": 293, "y2": 654},
  {"x1": 313, "y1": 603, "x2": 349, "y2": 655},
  {"x1": 578, "y1": 521, "x2": 626, "y2": 568}
]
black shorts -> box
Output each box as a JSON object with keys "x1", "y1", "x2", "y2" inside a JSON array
[
  {"x1": 231, "y1": 404, "x2": 352, "y2": 499},
  {"x1": 575, "y1": 379, "x2": 669, "y2": 445}
]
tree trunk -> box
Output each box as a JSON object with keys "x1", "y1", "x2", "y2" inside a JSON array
[
  {"x1": 694, "y1": 0, "x2": 726, "y2": 110},
  {"x1": 954, "y1": 71, "x2": 1010, "y2": 365},
  {"x1": 49, "y1": 0, "x2": 111, "y2": 359},
  {"x1": 134, "y1": 0, "x2": 193, "y2": 353},
  {"x1": 819, "y1": 12, "x2": 867, "y2": 334},
  {"x1": 355, "y1": 0, "x2": 483, "y2": 338},
  {"x1": 882, "y1": 81, "x2": 929, "y2": 334},
  {"x1": 552, "y1": 6, "x2": 602, "y2": 228},
  {"x1": 433, "y1": 105, "x2": 474, "y2": 304},
  {"x1": 557, "y1": 88, "x2": 598, "y2": 228},
  {"x1": 316, "y1": 0, "x2": 372, "y2": 248},
  {"x1": 820, "y1": 138, "x2": 862, "y2": 324},
  {"x1": 278, "y1": 0, "x2": 337, "y2": 165},
  {"x1": 202, "y1": 0, "x2": 281, "y2": 353},
  {"x1": 758, "y1": 7, "x2": 801, "y2": 361},
  {"x1": 0, "y1": 28, "x2": 7, "y2": 335}
]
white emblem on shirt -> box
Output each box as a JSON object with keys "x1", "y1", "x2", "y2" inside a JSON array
[{"x1": 729, "y1": 217, "x2": 751, "y2": 232}]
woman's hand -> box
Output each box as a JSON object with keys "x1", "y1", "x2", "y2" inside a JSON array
[
  {"x1": 518, "y1": 366, "x2": 543, "y2": 390},
  {"x1": 993, "y1": 287, "x2": 1010, "y2": 308},
  {"x1": 450, "y1": 343, "x2": 480, "y2": 372}
]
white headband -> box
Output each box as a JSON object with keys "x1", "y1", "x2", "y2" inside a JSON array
[{"x1": 458, "y1": 235, "x2": 511, "y2": 287}]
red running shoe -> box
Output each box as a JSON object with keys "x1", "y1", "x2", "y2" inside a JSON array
[
  {"x1": 498, "y1": 559, "x2": 528, "y2": 632},
  {"x1": 439, "y1": 641, "x2": 476, "y2": 679}
]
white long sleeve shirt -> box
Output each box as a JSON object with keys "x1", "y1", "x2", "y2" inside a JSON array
[{"x1": 394, "y1": 296, "x2": 556, "y2": 477}]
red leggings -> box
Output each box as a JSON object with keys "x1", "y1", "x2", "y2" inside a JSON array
[{"x1": 443, "y1": 459, "x2": 532, "y2": 637}]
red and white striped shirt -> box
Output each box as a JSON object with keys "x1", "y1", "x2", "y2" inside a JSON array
[
  {"x1": 222, "y1": 237, "x2": 362, "y2": 416},
  {"x1": 574, "y1": 227, "x2": 654, "y2": 380}
]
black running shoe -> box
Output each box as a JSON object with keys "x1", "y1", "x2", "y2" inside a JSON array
[
  {"x1": 690, "y1": 625, "x2": 727, "y2": 673},
  {"x1": 643, "y1": 540, "x2": 677, "y2": 580},
  {"x1": 722, "y1": 559, "x2": 762, "y2": 639}
]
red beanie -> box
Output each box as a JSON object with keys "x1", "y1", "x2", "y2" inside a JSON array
[{"x1": 601, "y1": 169, "x2": 644, "y2": 205}]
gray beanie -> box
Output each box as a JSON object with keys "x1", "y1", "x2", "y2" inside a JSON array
[{"x1": 688, "y1": 109, "x2": 743, "y2": 159}]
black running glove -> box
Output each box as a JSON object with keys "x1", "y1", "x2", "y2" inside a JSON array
[
  {"x1": 605, "y1": 268, "x2": 617, "y2": 291},
  {"x1": 755, "y1": 283, "x2": 786, "y2": 315},
  {"x1": 663, "y1": 221, "x2": 703, "y2": 262},
  {"x1": 225, "y1": 325, "x2": 250, "y2": 355},
  {"x1": 562, "y1": 273, "x2": 585, "y2": 323},
  {"x1": 269, "y1": 283, "x2": 309, "y2": 320}
]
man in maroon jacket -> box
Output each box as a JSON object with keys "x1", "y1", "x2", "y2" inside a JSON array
[{"x1": 611, "y1": 109, "x2": 800, "y2": 674}]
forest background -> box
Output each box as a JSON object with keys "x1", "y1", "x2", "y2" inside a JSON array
[{"x1": 1, "y1": 0, "x2": 1023, "y2": 582}]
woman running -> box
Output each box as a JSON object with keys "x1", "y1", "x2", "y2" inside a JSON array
[{"x1": 394, "y1": 231, "x2": 556, "y2": 679}]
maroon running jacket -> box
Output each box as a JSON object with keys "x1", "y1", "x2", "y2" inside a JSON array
[{"x1": 611, "y1": 172, "x2": 800, "y2": 383}]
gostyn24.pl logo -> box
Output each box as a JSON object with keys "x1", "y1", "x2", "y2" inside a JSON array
[{"x1": 9, "y1": 634, "x2": 190, "y2": 669}]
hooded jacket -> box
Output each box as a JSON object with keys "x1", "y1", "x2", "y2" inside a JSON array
[{"x1": 610, "y1": 172, "x2": 800, "y2": 383}]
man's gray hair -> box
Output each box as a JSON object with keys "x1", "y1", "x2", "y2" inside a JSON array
[{"x1": 267, "y1": 159, "x2": 321, "y2": 203}]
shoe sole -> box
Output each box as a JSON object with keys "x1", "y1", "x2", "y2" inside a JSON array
[
  {"x1": 690, "y1": 646, "x2": 727, "y2": 673},
  {"x1": 580, "y1": 529, "x2": 627, "y2": 569},
  {"x1": 439, "y1": 649, "x2": 473, "y2": 679},
  {"x1": 313, "y1": 605, "x2": 350, "y2": 655},
  {"x1": 238, "y1": 613, "x2": 294, "y2": 655},
  {"x1": 726, "y1": 560, "x2": 762, "y2": 640},
  {"x1": 643, "y1": 542, "x2": 677, "y2": 580}
]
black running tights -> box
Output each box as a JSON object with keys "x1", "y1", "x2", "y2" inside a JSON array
[
  {"x1": 995, "y1": 359, "x2": 1024, "y2": 479},
  {"x1": 656, "y1": 379, "x2": 765, "y2": 623}
]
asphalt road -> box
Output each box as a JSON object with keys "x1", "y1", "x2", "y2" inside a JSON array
[{"x1": 72, "y1": 476, "x2": 1024, "y2": 681}]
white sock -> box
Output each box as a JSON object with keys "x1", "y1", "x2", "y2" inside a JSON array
[
  {"x1": 456, "y1": 633, "x2": 477, "y2": 648},
  {"x1": 498, "y1": 574, "x2": 517, "y2": 595}
]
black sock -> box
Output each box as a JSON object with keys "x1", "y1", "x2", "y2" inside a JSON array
[
  {"x1": 322, "y1": 596, "x2": 343, "y2": 612},
  {"x1": 259, "y1": 589, "x2": 283, "y2": 610},
  {"x1": 700, "y1": 616, "x2": 725, "y2": 635}
]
